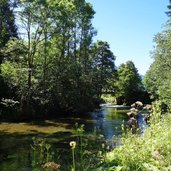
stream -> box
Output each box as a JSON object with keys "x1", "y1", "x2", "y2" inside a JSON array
[{"x1": 0, "y1": 106, "x2": 147, "y2": 171}]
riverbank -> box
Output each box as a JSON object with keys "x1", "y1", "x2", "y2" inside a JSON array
[
  {"x1": 97, "y1": 114, "x2": 171, "y2": 171},
  {"x1": 0, "y1": 107, "x2": 128, "y2": 171}
]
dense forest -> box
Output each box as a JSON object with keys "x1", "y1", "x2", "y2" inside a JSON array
[{"x1": 0, "y1": 0, "x2": 149, "y2": 120}]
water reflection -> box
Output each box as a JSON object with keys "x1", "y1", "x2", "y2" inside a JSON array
[
  {"x1": 0, "y1": 107, "x2": 128, "y2": 171},
  {"x1": 91, "y1": 107, "x2": 127, "y2": 139}
]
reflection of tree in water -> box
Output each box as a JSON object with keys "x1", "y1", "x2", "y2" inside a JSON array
[
  {"x1": 93, "y1": 108, "x2": 127, "y2": 139},
  {"x1": 0, "y1": 107, "x2": 134, "y2": 170}
]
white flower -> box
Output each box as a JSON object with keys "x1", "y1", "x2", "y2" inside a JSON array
[{"x1": 70, "y1": 141, "x2": 76, "y2": 149}]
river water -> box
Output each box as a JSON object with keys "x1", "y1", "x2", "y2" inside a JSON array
[{"x1": 0, "y1": 106, "x2": 146, "y2": 171}]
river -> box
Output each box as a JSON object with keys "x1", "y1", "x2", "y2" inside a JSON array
[{"x1": 0, "y1": 106, "x2": 146, "y2": 171}]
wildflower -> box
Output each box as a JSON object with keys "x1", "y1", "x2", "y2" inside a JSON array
[
  {"x1": 70, "y1": 141, "x2": 76, "y2": 149},
  {"x1": 130, "y1": 108, "x2": 138, "y2": 113},
  {"x1": 152, "y1": 150, "x2": 163, "y2": 160},
  {"x1": 135, "y1": 101, "x2": 143, "y2": 110},
  {"x1": 70, "y1": 141, "x2": 76, "y2": 171},
  {"x1": 42, "y1": 162, "x2": 60, "y2": 169},
  {"x1": 135, "y1": 101, "x2": 143, "y2": 107}
]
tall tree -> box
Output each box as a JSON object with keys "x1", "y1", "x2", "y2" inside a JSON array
[
  {"x1": 144, "y1": 30, "x2": 171, "y2": 109},
  {"x1": 0, "y1": 0, "x2": 17, "y2": 50},
  {"x1": 91, "y1": 41, "x2": 116, "y2": 97},
  {"x1": 0, "y1": 0, "x2": 118, "y2": 119},
  {"x1": 144, "y1": 2, "x2": 171, "y2": 110},
  {"x1": 0, "y1": 0, "x2": 18, "y2": 104},
  {"x1": 115, "y1": 61, "x2": 144, "y2": 105}
]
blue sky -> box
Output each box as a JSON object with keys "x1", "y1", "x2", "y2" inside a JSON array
[{"x1": 86, "y1": 0, "x2": 169, "y2": 75}]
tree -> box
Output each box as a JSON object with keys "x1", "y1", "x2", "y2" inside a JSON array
[
  {"x1": 91, "y1": 41, "x2": 116, "y2": 97},
  {"x1": 0, "y1": 0, "x2": 118, "y2": 119},
  {"x1": 115, "y1": 61, "x2": 144, "y2": 105},
  {"x1": 0, "y1": 0, "x2": 18, "y2": 51},
  {"x1": 144, "y1": 2, "x2": 171, "y2": 110},
  {"x1": 0, "y1": 0, "x2": 18, "y2": 105},
  {"x1": 48, "y1": 0, "x2": 98, "y2": 113},
  {"x1": 144, "y1": 30, "x2": 171, "y2": 109}
]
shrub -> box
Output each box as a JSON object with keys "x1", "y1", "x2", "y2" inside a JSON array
[{"x1": 97, "y1": 114, "x2": 171, "y2": 171}]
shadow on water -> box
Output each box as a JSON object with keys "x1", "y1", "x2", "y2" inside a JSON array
[{"x1": 0, "y1": 107, "x2": 130, "y2": 171}]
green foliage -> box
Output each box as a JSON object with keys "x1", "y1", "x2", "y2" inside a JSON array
[
  {"x1": 144, "y1": 12, "x2": 171, "y2": 110},
  {"x1": 101, "y1": 94, "x2": 116, "y2": 104},
  {"x1": 91, "y1": 41, "x2": 116, "y2": 96},
  {"x1": 149, "y1": 101, "x2": 162, "y2": 125},
  {"x1": 97, "y1": 114, "x2": 171, "y2": 171},
  {"x1": 0, "y1": 0, "x2": 18, "y2": 105},
  {"x1": 31, "y1": 137, "x2": 61, "y2": 171},
  {"x1": 1, "y1": 61, "x2": 27, "y2": 88},
  {"x1": 115, "y1": 61, "x2": 145, "y2": 105},
  {"x1": 0, "y1": 0, "x2": 17, "y2": 49},
  {"x1": 0, "y1": 0, "x2": 117, "y2": 117},
  {"x1": 30, "y1": 123, "x2": 107, "y2": 171},
  {"x1": 0, "y1": 0, "x2": 146, "y2": 118}
]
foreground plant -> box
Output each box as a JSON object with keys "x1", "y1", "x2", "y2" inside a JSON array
[
  {"x1": 97, "y1": 114, "x2": 171, "y2": 171},
  {"x1": 70, "y1": 141, "x2": 76, "y2": 171}
]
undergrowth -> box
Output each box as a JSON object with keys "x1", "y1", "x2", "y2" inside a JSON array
[
  {"x1": 31, "y1": 101, "x2": 171, "y2": 171},
  {"x1": 97, "y1": 114, "x2": 171, "y2": 171}
]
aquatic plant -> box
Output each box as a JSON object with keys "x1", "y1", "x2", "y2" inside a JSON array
[
  {"x1": 71, "y1": 123, "x2": 109, "y2": 171},
  {"x1": 31, "y1": 137, "x2": 60, "y2": 170}
]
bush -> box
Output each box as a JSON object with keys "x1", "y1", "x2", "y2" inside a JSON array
[{"x1": 97, "y1": 114, "x2": 171, "y2": 171}]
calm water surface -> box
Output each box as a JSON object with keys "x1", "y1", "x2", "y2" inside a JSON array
[{"x1": 0, "y1": 107, "x2": 140, "y2": 171}]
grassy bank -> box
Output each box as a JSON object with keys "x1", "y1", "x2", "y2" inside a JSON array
[{"x1": 97, "y1": 114, "x2": 171, "y2": 171}]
